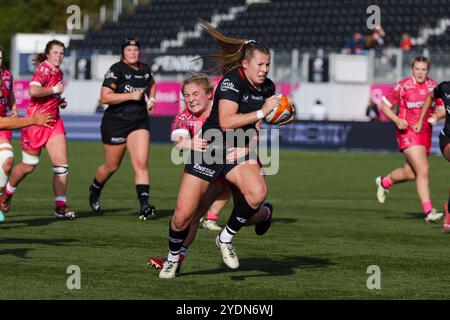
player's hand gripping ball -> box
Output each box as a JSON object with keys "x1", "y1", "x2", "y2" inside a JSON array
[{"x1": 264, "y1": 95, "x2": 294, "y2": 125}]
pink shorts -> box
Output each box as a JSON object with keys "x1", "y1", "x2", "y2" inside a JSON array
[
  {"x1": 20, "y1": 117, "x2": 66, "y2": 152},
  {"x1": 396, "y1": 128, "x2": 432, "y2": 155},
  {"x1": 0, "y1": 130, "x2": 12, "y2": 142}
]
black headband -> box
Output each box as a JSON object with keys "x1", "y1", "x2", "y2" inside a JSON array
[{"x1": 121, "y1": 38, "x2": 140, "y2": 52}]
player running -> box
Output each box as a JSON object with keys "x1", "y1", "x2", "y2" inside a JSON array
[
  {"x1": 157, "y1": 21, "x2": 282, "y2": 279},
  {"x1": 147, "y1": 75, "x2": 272, "y2": 274},
  {"x1": 88, "y1": 38, "x2": 157, "y2": 220},
  {"x1": 0, "y1": 40, "x2": 75, "y2": 219},
  {"x1": 376, "y1": 56, "x2": 443, "y2": 222},
  {"x1": 413, "y1": 81, "x2": 450, "y2": 232}
]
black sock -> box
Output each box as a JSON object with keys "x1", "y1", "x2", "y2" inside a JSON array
[
  {"x1": 90, "y1": 178, "x2": 104, "y2": 195},
  {"x1": 225, "y1": 191, "x2": 260, "y2": 235},
  {"x1": 168, "y1": 219, "x2": 190, "y2": 254},
  {"x1": 136, "y1": 184, "x2": 149, "y2": 209}
]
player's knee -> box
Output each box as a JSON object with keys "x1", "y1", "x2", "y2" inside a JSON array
[
  {"x1": 406, "y1": 171, "x2": 416, "y2": 181},
  {"x1": 172, "y1": 208, "x2": 193, "y2": 230},
  {"x1": 133, "y1": 163, "x2": 148, "y2": 177},
  {"x1": 106, "y1": 163, "x2": 120, "y2": 174},
  {"x1": 244, "y1": 186, "x2": 267, "y2": 208},
  {"x1": 403, "y1": 168, "x2": 416, "y2": 181},
  {"x1": 53, "y1": 164, "x2": 69, "y2": 176},
  {"x1": 22, "y1": 151, "x2": 40, "y2": 166},
  {"x1": 444, "y1": 147, "x2": 450, "y2": 162},
  {"x1": 0, "y1": 144, "x2": 14, "y2": 186}
]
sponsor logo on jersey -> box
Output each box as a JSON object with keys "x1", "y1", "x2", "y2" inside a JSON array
[
  {"x1": 242, "y1": 95, "x2": 249, "y2": 102},
  {"x1": 406, "y1": 101, "x2": 424, "y2": 109},
  {"x1": 105, "y1": 69, "x2": 117, "y2": 79},
  {"x1": 125, "y1": 74, "x2": 132, "y2": 80},
  {"x1": 221, "y1": 78, "x2": 239, "y2": 93},
  {"x1": 124, "y1": 85, "x2": 146, "y2": 93},
  {"x1": 251, "y1": 95, "x2": 263, "y2": 101}
]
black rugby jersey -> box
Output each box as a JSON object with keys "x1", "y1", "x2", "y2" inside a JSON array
[
  {"x1": 433, "y1": 81, "x2": 450, "y2": 137},
  {"x1": 102, "y1": 60, "x2": 153, "y2": 121},
  {"x1": 203, "y1": 67, "x2": 275, "y2": 135}
]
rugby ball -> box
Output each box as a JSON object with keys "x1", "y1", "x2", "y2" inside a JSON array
[{"x1": 264, "y1": 96, "x2": 294, "y2": 125}]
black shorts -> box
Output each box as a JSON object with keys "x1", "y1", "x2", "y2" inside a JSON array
[
  {"x1": 184, "y1": 148, "x2": 258, "y2": 182},
  {"x1": 439, "y1": 131, "x2": 450, "y2": 155},
  {"x1": 101, "y1": 115, "x2": 149, "y2": 145}
]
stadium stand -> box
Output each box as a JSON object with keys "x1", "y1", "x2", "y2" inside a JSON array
[{"x1": 69, "y1": 0, "x2": 450, "y2": 54}]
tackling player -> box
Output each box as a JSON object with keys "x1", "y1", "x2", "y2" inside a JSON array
[
  {"x1": 147, "y1": 75, "x2": 272, "y2": 274},
  {"x1": 0, "y1": 40, "x2": 75, "y2": 219},
  {"x1": 376, "y1": 56, "x2": 443, "y2": 222}
]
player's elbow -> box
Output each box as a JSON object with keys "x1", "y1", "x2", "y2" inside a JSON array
[
  {"x1": 219, "y1": 118, "x2": 233, "y2": 131},
  {"x1": 28, "y1": 86, "x2": 39, "y2": 98},
  {"x1": 100, "y1": 93, "x2": 110, "y2": 105}
]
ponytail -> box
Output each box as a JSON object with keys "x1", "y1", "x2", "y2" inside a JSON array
[{"x1": 199, "y1": 19, "x2": 270, "y2": 74}]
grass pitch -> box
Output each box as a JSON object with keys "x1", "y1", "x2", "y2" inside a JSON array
[{"x1": 0, "y1": 142, "x2": 449, "y2": 299}]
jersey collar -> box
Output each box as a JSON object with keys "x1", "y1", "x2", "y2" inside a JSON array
[
  {"x1": 43, "y1": 60, "x2": 58, "y2": 71},
  {"x1": 122, "y1": 59, "x2": 141, "y2": 71}
]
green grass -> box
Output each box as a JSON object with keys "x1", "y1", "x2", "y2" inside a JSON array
[{"x1": 0, "y1": 142, "x2": 449, "y2": 299}]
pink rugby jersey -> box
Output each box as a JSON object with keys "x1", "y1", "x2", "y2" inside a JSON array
[
  {"x1": 382, "y1": 76, "x2": 437, "y2": 130},
  {"x1": 28, "y1": 60, "x2": 64, "y2": 117},
  {"x1": 0, "y1": 68, "x2": 13, "y2": 117},
  {"x1": 171, "y1": 108, "x2": 207, "y2": 139}
]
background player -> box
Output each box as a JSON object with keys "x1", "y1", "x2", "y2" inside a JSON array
[
  {"x1": 0, "y1": 109, "x2": 55, "y2": 222},
  {"x1": 0, "y1": 40, "x2": 75, "y2": 219},
  {"x1": 88, "y1": 38, "x2": 157, "y2": 220},
  {"x1": 376, "y1": 56, "x2": 443, "y2": 222},
  {"x1": 0, "y1": 46, "x2": 18, "y2": 200},
  {"x1": 413, "y1": 81, "x2": 450, "y2": 232}
]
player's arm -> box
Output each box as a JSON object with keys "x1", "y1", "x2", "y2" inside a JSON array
[
  {"x1": 146, "y1": 77, "x2": 156, "y2": 112},
  {"x1": 412, "y1": 92, "x2": 434, "y2": 132},
  {"x1": 0, "y1": 111, "x2": 54, "y2": 129},
  {"x1": 29, "y1": 82, "x2": 64, "y2": 98},
  {"x1": 171, "y1": 132, "x2": 207, "y2": 152},
  {"x1": 434, "y1": 105, "x2": 447, "y2": 120},
  {"x1": 381, "y1": 101, "x2": 407, "y2": 129},
  {"x1": 381, "y1": 85, "x2": 408, "y2": 130},
  {"x1": 100, "y1": 87, "x2": 142, "y2": 105},
  {"x1": 219, "y1": 96, "x2": 279, "y2": 130},
  {"x1": 7, "y1": 88, "x2": 18, "y2": 117}
]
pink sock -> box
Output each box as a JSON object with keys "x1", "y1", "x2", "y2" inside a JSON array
[
  {"x1": 55, "y1": 201, "x2": 66, "y2": 207},
  {"x1": 5, "y1": 182, "x2": 16, "y2": 196},
  {"x1": 422, "y1": 201, "x2": 433, "y2": 214},
  {"x1": 381, "y1": 176, "x2": 394, "y2": 189},
  {"x1": 55, "y1": 196, "x2": 67, "y2": 208},
  {"x1": 207, "y1": 210, "x2": 218, "y2": 221}
]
